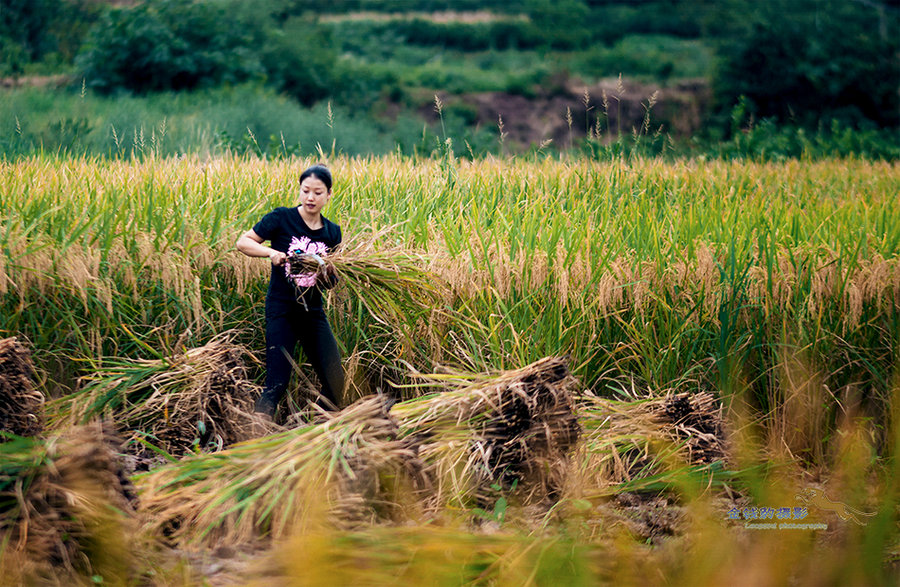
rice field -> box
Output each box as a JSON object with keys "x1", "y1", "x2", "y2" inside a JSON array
[{"x1": 1, "y1": 153, "x2": 898, "y2": 585}]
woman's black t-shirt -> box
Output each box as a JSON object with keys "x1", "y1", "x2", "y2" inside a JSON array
[{"x1": 252, "y1": 207, "x2": 342, "y2": 310}]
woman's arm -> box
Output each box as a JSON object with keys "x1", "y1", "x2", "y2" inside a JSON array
[{"x1": 236, "y1": 229, "x2": 287, "y2": 266}]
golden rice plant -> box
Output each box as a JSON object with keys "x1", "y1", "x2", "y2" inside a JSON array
[
  {"x1": 3, "y1": 155, "x2": 898, "y2": 404},
  {"x1": 246, "y1": 524, "x2": 608, "y2": 587}
]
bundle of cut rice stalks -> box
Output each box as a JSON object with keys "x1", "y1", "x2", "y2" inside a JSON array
[
  {"x1": 288, "y1": 230, "x2": 447, "y2": 365},
  {"x1": 53, "y1": 333, "x2": 268, "y2": 461},
  {"x1": 576, "y1": 391, "x2": 731, "y2": 494},
  {"x1": 0, "y1": 337, "x2": 43, "y2": 439},
  {"x1": 136, "y1": 396, "x2": 421, "y2": 548},
  {"x1": 390, "y1": 357, "x2": 581, "y2": 513},
  {"x1": 289, "y1": 229, "x2": 443, "y2": 323},
  {"x1": 0, "y1": 422, "x2": 137, "y2": 584}
]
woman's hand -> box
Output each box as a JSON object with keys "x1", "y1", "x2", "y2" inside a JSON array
[
  {"x1": 269, "y1": 251, "x2": 287, "y2": 267},
  {"x1": 237, "y1": 230, "x2": 286, "y2": 266}
]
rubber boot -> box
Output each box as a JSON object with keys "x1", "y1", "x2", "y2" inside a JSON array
[{"x1": 254, "y1": 389, "x2": 280, "y2": 419}]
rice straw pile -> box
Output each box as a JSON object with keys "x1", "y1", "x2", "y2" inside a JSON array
[
  {"x1": 390, "y1": 357, "x2": 582, "y2": 511},
  {"x1": 136, "y1": 396, "x2": 420, "y2": 548},
  {"x1": 57, "y1": 333, "x2": 265, "y2": 459},
  {"x1": 577, "y1": 391, "x2": 730, "y2": 490},
  {"x1": 0, "y1": 337, "x2": 43, "y2": 439},
  {"x1": 0, "y1": 423, "x2": 137, "y2": 584}
]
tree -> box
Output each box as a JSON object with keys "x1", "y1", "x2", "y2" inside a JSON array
[
  {"x1": 260, "y1": 17, "x2": 338, "y2": 107},
  {"x1": 706, "y1": 0, "x2": 900, "y2": 130},
  {"x1": 525, "y1": 0, "x2": 592, "y2": 49},
  {"x1": 76, "y1": 0, "x2": 267, "y2": 94}
]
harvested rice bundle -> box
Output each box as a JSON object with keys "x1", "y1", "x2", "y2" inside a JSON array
[
  {"x1": 288, "y1": 229, "x2": 443, "y2": 329},
  {"x1": 655, "y1": 392, "x2": 729, "y2": 465},
  {"x1": 577, "y1": 391, "x2": 730, "y2": 490},
  {"x1": 137, "y1": 396, "x2": 420, "y2": 548},
  {"x1": 0, "y1": 423, "x2": 137, "y2": 584},
  {"x1": 0, "y1": 337, "x2": 43, "y2": 439},
  {"x1": 57, "y1": 333, "x2": 266, "y2": 458},
  {"x1": 391, "y1": 357, "x2": 581, "y2": 511}
]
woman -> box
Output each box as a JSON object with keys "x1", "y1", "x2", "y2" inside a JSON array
[{"x1": 236, "y1": 164, "x2": 344, "y2": 417}]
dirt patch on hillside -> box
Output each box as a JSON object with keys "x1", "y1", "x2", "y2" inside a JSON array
[
  {"x1": 0, "y1": 75, "x2": 73, "y2": 90},
  {"x1": 426, "y1": 77, "x2": 710, "y2": 150}
]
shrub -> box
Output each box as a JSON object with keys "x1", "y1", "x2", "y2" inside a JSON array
[
  {"x1": 525, "y1": 0, "x2": 592, "y2": 49},
  {"x1": 0, "y1": 0, "x2": 101, "y2": 68},
  {"x1": 260, "y1": 17, "x2": 339, "y2": 107},
  {"x1": 76, "y1": 0, "x2": 267, "y2": 94},
  {"x1": 706, "y1": 109, "x2": 900, "y2": 161}
]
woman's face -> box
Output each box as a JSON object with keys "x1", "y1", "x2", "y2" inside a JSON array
[{"x1": 298, "y1": 175, "x2": 331, "y2": 216}]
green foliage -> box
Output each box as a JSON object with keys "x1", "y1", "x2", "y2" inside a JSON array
[
  {"x1": 0, "y1": 0, "x2": 100, "y2": 72},
  {"x1": 1, "y1": 0, "x2": 62, "y2": 61},
  {"x1": 2, "y1": 83, "x2": 896, "y2": 161},
  {"x1": 524, "y1": 0, "x2": 591, "y2": 49},
  {"x1": 708, "y1": 0, "x2": 900, "y2": 130},
  {"x1": 471, "y1": 481, "x2": 517, "y2": 524},
  {"x1": 383, "y1": 18, "x2": 542, "y2": 51},
  {"x1": 0, "y1": 37, "x2": 29, "y2": 78},
  {"x1": 76, "y1": 0, "x2": 268, "y2": 94},
  {"x1": 270, "y1": 0, "x2": 526, "y2": 15},
  {"x1": 0, "y1": 85, "x2": 411, "y2": 159},
  {"x1": 575, "y1": 34, "x2": 714, "y2": 81},
  {"x1": 703, "y1": 112, "x2": 900, "y2": 161},
  {"x1": 260, "y1": 18, "x2": 338, "y2": 107}
]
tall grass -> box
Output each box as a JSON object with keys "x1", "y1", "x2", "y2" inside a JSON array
[{"x1": 0, "y1": 85, "x2": 410, "y2": 159}]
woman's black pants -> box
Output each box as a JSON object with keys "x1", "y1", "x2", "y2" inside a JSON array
[{"x1": 258, "y1": 303, "x2": 344, "y2": 413}]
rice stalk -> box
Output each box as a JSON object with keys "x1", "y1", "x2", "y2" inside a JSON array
[
  {"x1": 576, "y1": 390, "x2": 730, "y2": 494},
  {"x1": 290, "y1": 226, "x2": 451, "y2": 369},
  {"x1": 390, "y1": 357, "x2": 581, "y2": 512},
  {"x1": 291, "y1": 226, "x2": 445, "y2": 329},
  {"x1": 49, "y1": 333, "x2": 266, "y2": 460},
  {"x1": 135, "y1": 395, "x2": 421, "y2": 548},
  {"x1": 0, "y1": 422, "x2": 137, "y2": 584},
  {"x1": 0, "y1": 337, "x2": 43, "y2": 439}
]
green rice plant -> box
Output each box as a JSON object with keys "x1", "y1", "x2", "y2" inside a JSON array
[
  {"x1": 0, "y1": 152, "x2": 897, "y2": 585},
  {"x1": 1, "y1": 155, "x2": 897, "y2": 458}
]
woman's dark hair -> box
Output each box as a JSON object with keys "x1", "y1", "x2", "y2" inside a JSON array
[{"x1": 300, "y1": 164, "x2": 332, "y2": 191}]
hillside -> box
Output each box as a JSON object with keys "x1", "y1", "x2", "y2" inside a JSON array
[{"x1": 1, "y1": 0, "x2": 897, "y2": 157}]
